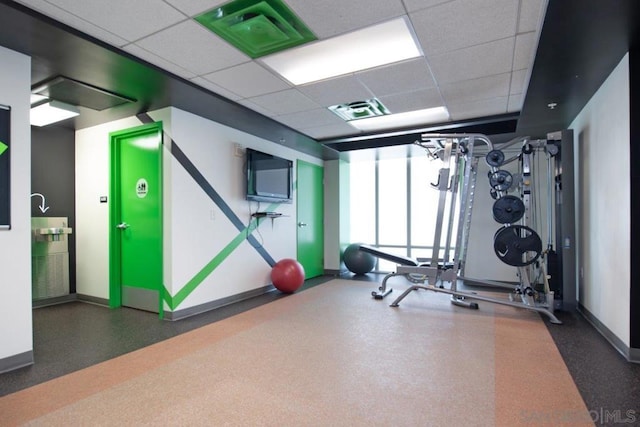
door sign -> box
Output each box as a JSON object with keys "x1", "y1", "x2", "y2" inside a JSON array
[{"x1": 136, "y1": 178, "x2": 149, "y2": 198}]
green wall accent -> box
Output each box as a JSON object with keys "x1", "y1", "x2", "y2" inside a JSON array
[{"x1": 164, "y1": 201, "x2": 281, "y2": 310}]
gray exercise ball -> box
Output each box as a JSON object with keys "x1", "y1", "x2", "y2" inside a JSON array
[{"x1": 343, "y1": 243, "x2": 375, "y2": 275}]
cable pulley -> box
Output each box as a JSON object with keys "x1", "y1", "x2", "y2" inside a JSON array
[{"x1": 493, "y1": 225, "x2": 542, "y2": 267}]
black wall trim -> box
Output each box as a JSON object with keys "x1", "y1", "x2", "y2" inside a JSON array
[
  {"x1": 579, "y1": 304, "x2": 638, "y2": 363},
  {"x1": 165, "y1": 284, "x2": 276, "y2": 321},
  {"x1": 629, "y1": 49, "x2": 640, "y2": 349},
  {"x1": 137, "y1": 113, "x2": 276, "y2": 267},
  {"x1": 0, "y1": 351, "x2": 33, "y2": 374}
]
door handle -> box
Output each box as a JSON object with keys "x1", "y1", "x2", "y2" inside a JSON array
[
  {"x1": 116, "y1": 222, "x2": 129, "y2": 230},
  {"x1": 298, "y1": 222, "x2": 307, "y2": 228}
]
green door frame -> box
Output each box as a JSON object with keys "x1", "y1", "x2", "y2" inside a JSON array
[{"x1": 109, "y1": 122, "x2": 164, "y2": 316}]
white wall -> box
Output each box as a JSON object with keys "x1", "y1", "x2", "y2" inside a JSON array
[
  {"x1": 570, "y1": 54, "x2": 630, "y2": 346},
  {"x1": 0, "y1": 46, "x2": 32, "y2": 365},
  {"x1": 75, "y1": 107, "x2": 322, "y2": 313},
  {"x1": 166, "y1": 108, "x2": 320, "y2": 310}
]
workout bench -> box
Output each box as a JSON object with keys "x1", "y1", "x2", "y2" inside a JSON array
[{"x1": 359, "y1": 244, "x2": 562, "y2": 324}]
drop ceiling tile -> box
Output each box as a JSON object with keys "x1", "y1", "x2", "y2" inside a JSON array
[
  {"x1": 510, "y1": 69, "x2": 528, "y2": 95},
  {"x1": 402, "y1": 0, "x2": 452, "y2": 13},
  {"x1": 190, "y1": 77, "x2": 243, "y2": 101},
  {"x1": 298, "y1": 75, "x2": 373, "y2": 107},
  {"x1": 135, "y1": 20, "x2": 249, "y2": 75},
  {"x1": 285, "y1": 0, "x2": 406, "y2": 38},
  {"x1": 33, "y1": 0, "x2": 187, "y2": 42},
  {"x1": 356, "y1": 58, "x2": 436, "y2": 97},
  {"x1": 124, "y1": 44, "x2": 197, "y2": 80},
  {"x1": 14, "y1": 0, "x2": 129, "y2": 46},
  {"x1": 508, "y1": 94, "x2": 524, "y2": 112},
  {"x1": 201, "y1": 62, "x2": 291, "y2": 99},
  {"x1": 246, "y1": 89, "x2": 320, "y2": 115},
  {"x1": 274, "y1": 108, "x2": 343, "y2": 129},
  {"x1": 300, "y1": 122, "x2": 359, "y2": 140},
  {"x1": 429, "y1": 38, "x2": 514, "y2": 84},
  {"x1": 513, "y1": 32, "x2": 537, "y2": 71},
  {"x1": 447, "y1": 97, "x2": 508, "y2": 121},
  {"x1": 518, "y1": 0, "x2": 547, "y2": 33},
  {"x1": 440, "y1": 73, "x2": 510, "y2": 105},
  {"x1": 237, "y1": 99, "x2": 274, "y2": 117},
  {"x1": 410, "y1": 0, "x2": 518, "y2": 56},
  {"x1": 378, "y1": 88, "x2": 443, "y2": 114},
  {"x1": 164, "y1": 0, "x2": 226, "y2": 17}
]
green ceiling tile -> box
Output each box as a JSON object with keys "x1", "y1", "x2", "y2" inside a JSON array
[{"x1": 195, "y1": 0, "x2": 316, "y2": 58}]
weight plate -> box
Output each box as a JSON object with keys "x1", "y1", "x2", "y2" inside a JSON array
[
  {"x1": 492, "y1": 195, "x2": 525, "y2": 224},
  {"x1": 485, "y1": 149, "x2": 505, "y2": 167},
  {"x1": 493, "y1": 225, "x2": 542, "y2": 267},
  {"x1": 489, "y1": 170, "x2": 513, "y2": 191}
]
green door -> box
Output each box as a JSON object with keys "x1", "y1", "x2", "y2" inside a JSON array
[
  {"x1": 110, "y1": 123, "x2": 163, "y2": 314},
  {"x1": 296, "y1": 160, "x2": 324, "y2": 278}
]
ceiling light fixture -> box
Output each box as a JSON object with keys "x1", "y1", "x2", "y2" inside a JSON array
[
  {"x1": 347, "y1": 106, "x2": 450, "y2": 132},
  {"x1": 30, "y1": 100, "x2": 80, "y2": 127},
  {"x1": 261, "y1": 17, "x2": 422, "y2": 85}
]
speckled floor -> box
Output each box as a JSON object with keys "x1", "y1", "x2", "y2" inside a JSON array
[
  {"x1": 0, "y1": 274, "x2": 638, "y2": 426},
  {"x1": 1, "y1": 279, "x2": 590, "y2": 426}
]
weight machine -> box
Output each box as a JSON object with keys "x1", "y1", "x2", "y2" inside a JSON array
[{"x1": 363, "y1": 133, "x2": 562, "y2": 324}]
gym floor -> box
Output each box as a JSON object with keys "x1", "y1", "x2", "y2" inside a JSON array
[{"x1": 1, "y1": 273, "x2": 639, "y2": 419}]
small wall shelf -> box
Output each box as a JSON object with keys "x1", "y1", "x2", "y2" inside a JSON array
[{"x1": 251, "y1": 212, "x2": 286, "y2": 219}]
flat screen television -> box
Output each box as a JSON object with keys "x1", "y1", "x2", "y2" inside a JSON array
[{"x1": 245, "y1": 148, "x2": 293, "y2": 204}]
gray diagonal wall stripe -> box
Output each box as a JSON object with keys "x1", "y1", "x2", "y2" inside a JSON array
[{"x1": 137, "y1": 113, "x2": 276, "y2": 267}]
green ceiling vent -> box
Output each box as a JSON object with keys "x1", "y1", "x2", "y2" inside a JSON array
[
  {"x1": 329, "y1": 99, "x2": 391, "y2": 121},
  {"x1": 195, "y1": 0, "x2": 316, "y2": 58}
]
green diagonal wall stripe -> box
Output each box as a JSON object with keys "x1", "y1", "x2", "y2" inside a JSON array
[
  {"x1": 0, "y1": 141, "x2": 7, "y2": 156},
  {"x1": 164, "y1": 218, "x2": 258, "y2": 309},
  {"x1": 163, "y1": 201, "x2": 282, "y2": 310},
  {"x1": 136, "y1": 113, "x2": 295, "y2": 311}
]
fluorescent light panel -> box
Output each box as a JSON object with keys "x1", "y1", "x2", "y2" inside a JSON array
[
  {"x1": 348, "y1": 106, "x2": 450, "y2": 132},
  {"x1": 30, "y1": 100, "x2": 79, "y2": 127},
  {"x1": 261, "y1": 17, "x2": 422, "y2": 85}
]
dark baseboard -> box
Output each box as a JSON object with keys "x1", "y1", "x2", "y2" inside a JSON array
[
  {"x1": 164, "y1": 284, "x2": 277, "y2": 321},
  {"x1": 77, "y1": 294, "x2": 110, "y2": 307},
  {"x1": 324, "y1": 269, "x2": 348, "y2": 276},
  {"x1": 0, "y1": 350, "x2": 34, "y2": 374},
  {"x1": 578, "y1": 303, "x2": 639, "y2": 363},
  {"x1": 32, "y1": 293, "x2": 77, "y2": 308}
]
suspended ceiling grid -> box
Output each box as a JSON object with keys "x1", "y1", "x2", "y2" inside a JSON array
[
  {"x1": 0, "y1": 0, "x2": 638, "y2": 158},
  {"x1": 11, "y1": 0, "x2": 543, "y2": 141}
]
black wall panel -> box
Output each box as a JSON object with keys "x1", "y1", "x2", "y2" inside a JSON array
[{"x1": 31, "y1": 125, "x2": 76, "y2": 293}]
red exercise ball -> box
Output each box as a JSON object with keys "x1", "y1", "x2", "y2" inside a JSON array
[{"x1": 271, "y1": 258, "x2": 305, "y2": 294}]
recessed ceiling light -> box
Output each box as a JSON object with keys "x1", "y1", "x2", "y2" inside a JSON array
[
  {"x1": 30, "y1": 100, "x2": 79, "y2": 127},
  {"x1": 347, "y1": 107, "x2": 450, "y2": 132},
  {"x1": 261, "y1": 17, "x2": 422, "y2": 85},
  {"x1": 30, "y1": 94, "x2": 48, "y2": 105}
]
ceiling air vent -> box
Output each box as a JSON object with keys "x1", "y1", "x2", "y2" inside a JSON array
[
  {"x1": 195, "y1": 0, "x2": 316, "y2": 58},
  {"x1": 328, "y1": 99, "x2": 391, "y2": 122}
]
